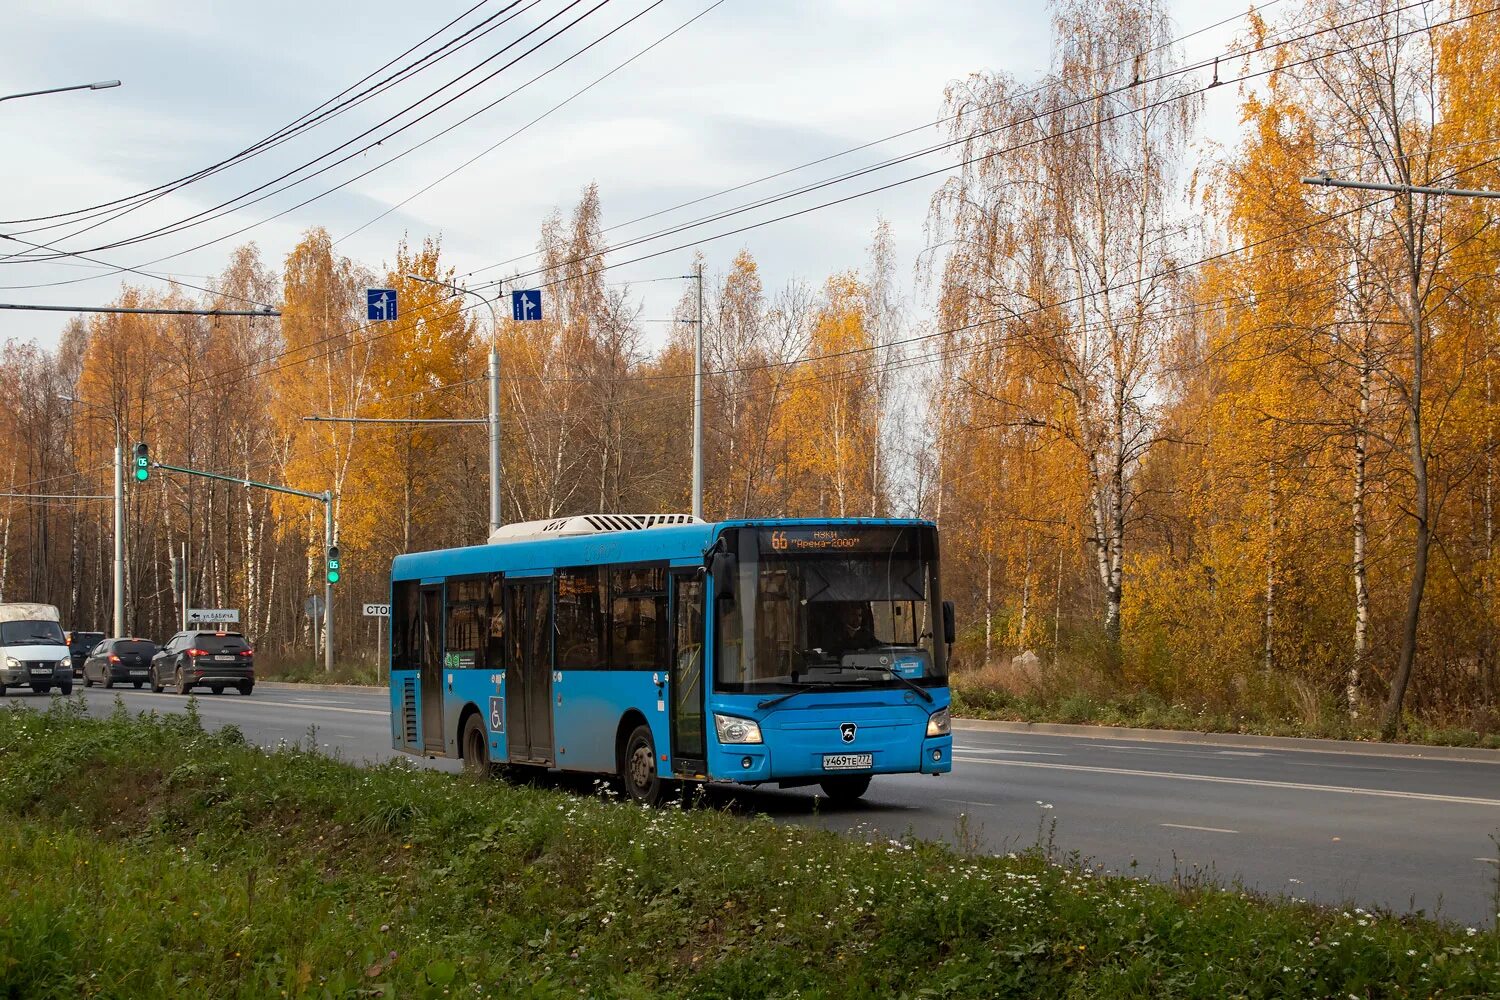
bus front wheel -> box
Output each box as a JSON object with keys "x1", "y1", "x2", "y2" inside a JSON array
[
  {"x1": 819, "y1": 775, "x2": 871, "y2": 803},
  {"x1": 461, "y1": 714, "x2": 492, "y2": 779},
  {"x1": 621, "y1": 723, "x2": 665, "y2": 806}
]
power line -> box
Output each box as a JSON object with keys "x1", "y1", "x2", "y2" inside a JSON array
[
  {"x1": 0, "y1": 303, "x2": 277, "y2": 317},
  {"x1": 466, "y1": 0, "x2": 1460, "y2": 295},
  {"x1": 62, "y1": 2, "x2": 1489, "y2": 415},
  {"x1": 336, "y1": 0, "x2": 724, "y2": 246},
  {"x1": 1, "y1": 0, "x2": 609, "y2": 269},
  {"x1": 0, "y1": 0, "x2": 546, "y2": 253},
  {"x1": 0, "y1": 0, "x2": 503, "y2": 230}
]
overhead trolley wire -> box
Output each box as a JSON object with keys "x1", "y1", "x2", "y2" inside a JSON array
[
  {"x1": 0, "y1": 0, "x2": 520, "y2": 236},
  {"x1": 48, "y1": 3, "x2": 1489, "y2": 415},
  {"x1": 1, "y1": 0, "x2": 590, "y2": 266}
]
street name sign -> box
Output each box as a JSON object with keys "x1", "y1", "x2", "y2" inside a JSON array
[
  {"x1": 366, "y1": 288, "x2": 397, "y2": 321},
  {"x1": 362, "y1": 603, "x2": 390, "y2": 617},
  {"x1": 511, "y1": 289, "x2": 542, "y2": 322},
  {"x1": 187, "y1": 608, "x2": 239, "y2": 625}
]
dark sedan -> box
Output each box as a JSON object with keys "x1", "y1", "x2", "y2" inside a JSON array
[
  {"x1": 81, "y1": 638, "x2": 157, "y2": 689},
  {"x1": 66, "y1": 630, "x2": 105, "y2": 678},
  {"x1": 150, "y1": 631, "x2": 255, "y2": 695}
]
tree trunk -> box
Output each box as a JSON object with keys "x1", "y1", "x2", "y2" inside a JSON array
[
  {"x1": 1380, "y1": 303, "x2": 1429, "y2": 741},
  {"x1": 1350, "y1": 345, "x2": 1371, "y2": 718}
]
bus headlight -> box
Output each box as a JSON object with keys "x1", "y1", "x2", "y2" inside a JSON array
[
  {"x1": 713, "y1": 714, "x2": 763, "y2": 745},
  {"x1": 926, "y1": 706, "x2": 951, "y2": 737}
]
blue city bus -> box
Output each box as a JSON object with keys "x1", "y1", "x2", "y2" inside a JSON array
[{"x1": 387, "y1": 515, "x2": 954, "y2": 804}]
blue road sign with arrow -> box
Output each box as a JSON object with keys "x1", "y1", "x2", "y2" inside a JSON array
[
  {"x1": 366, "y1": 288, "x2": 397, "y2": 321},
  {"x1": 511, "y1": 289, "x2": 542, "y2": 322}
]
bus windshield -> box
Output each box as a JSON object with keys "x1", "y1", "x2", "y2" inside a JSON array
[{"x1": 715, "y1": 525, "x2": 945, "y2": 692}]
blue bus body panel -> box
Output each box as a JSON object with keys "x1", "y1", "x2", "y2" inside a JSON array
[
  {"x1": 555, "y1": 670, "x2": 663, "y2": 773},
  {"x1": 389, "y1": 517, "x2": 949, "y2": 784}
]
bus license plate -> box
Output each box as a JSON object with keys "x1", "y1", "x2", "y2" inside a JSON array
[{"x1": 822, "y1": 753, "x2": 873, "y2": 771}]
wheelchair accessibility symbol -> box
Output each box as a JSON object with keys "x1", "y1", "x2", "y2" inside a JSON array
[{"x1": 489, "y1": 696, "x2": 505, "y2": 733}]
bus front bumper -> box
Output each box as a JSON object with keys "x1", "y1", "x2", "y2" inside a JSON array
[{"x1": 710, "y1": 734, "x2": 952, "y2": 784}]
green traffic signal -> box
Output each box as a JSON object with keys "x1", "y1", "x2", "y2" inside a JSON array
[
  {"x1": 134, "y1": 443, "x2": 149, "y2": 481},
  {"x1": 327, "y1": 545, "x2": 341, "y2": 585}
]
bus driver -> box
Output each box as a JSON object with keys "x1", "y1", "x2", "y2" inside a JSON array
[{"x1": 814, "y1": 602, "x2": 879, "y2": 655}]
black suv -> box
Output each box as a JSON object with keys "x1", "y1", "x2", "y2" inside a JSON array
[
  {"x1": 150, "y1": 631, "x2": 255, "y2": 695},
  {"x1": 65, "y1": 630, "x2": 105, "y2": 678},
  {"x1": 81, "y1": 637, "x2": 158, "y2": 689}
]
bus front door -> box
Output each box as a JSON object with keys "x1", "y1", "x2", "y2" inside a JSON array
[
  {"x1": 504, "y1": 579, "x2": 554, "y2": 765},
  {"x1": 669, "y1": 571, "x2": 707, "y2": 773},
  {"x1": 419, "y1": 584, "x2": 445, "y2": 754}
]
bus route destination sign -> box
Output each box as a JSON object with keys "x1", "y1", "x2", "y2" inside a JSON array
[{"x1": 759, "y1": 527, "x2": 910, "y2": 554}]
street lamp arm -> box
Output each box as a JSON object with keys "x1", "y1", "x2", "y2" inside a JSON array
[{"x1": 1, "y1": 80, "x2": 122, "y2": 102}]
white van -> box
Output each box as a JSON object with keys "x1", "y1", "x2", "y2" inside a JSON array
[{"x1": 0, "y1": 603, "x2": 74, "y2": 696}]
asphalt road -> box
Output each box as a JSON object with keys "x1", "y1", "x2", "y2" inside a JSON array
[{"x1": 35, "y1": 683, "x2": 1500, "y2": 928}]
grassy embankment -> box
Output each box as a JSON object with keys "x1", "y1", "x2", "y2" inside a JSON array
[
  {"x1": 952, "y1": 660, "x2": 1500, "y2": 750},
  {"x1": 0, "y1": 700, "x2": 1495, "y2": 997}
]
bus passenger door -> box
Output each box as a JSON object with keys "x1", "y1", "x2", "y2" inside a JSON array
[
  {"x1": 419, "y1": 584, "x2": 445, "y2": 754},
  {"x1": 669, "y1": 570, "x2": 707, "y2": 773},
  {"x1": 504, "y1": 578, "x2": 554, "y2": 764}
]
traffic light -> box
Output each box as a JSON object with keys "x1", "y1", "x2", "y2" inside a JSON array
[
  {"x1": 133, "y1": 442, "x2": 149, "y2": 482},
  {"x1": 326, "y1": 545, "x2": 341, "y2": 585}
]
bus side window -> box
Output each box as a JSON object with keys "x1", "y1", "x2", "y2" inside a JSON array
[
  {"x1": 392, "y1": 581, "x2": 420, "y2": 669},
  {"x1": 446, "y1": 578, "x2": 487, "y2": 669},
  {"x1": 556, "y1": 567, "x2": 603, "y2": 669},
  {"x1": 610, "y1": 566, "x2": 666, "y2": 670}
]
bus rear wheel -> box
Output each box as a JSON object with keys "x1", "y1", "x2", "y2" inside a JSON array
[
  {"x1": 462, "y1": 714, "x2": 492, "y2": 779},
  {"x1": 819, "y1": 775, "x2": 871, "y2": 803},
  {"x1": 621, "y1": 723, "x2": 665, "y2": 806}
]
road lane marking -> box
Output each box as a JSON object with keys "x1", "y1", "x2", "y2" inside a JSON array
[
  {"x1": 941, "y1": 799, "x2": 1002, "y2": 809},
  {"x1": 1215, "y1": 751, "x2": 1265, "y2": 757},
  {"x1": 1161, "y1": 823, "x2": 1239, "y2": 834},
  {"x1": 952, "y1": 746, "x2": 1066, "y2": 757},
  {"x1": 1477, "y1": 858, "x2": 1499, "y2": 865},
  {"x1": 952, "y1": 756, "x2": 1500, "y2": 807}
]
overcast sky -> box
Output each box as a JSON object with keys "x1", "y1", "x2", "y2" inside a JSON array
[{"x1": 2, "y1": 0, "x2": 1262, "y2": 351}]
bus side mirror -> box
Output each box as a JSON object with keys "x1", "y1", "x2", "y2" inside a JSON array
[
  {"x1": 710, "y1": 550, "x2": 737, "y2": 602},
  {"x1": 942, "y1": 600, "x2": 956, "y2": 646}
]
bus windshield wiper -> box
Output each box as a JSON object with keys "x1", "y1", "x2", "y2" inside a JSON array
[
  {"x1": 757, "y1": 681, "x2": 821, "y2": 710},
  {"x1": 841, "y1": 664, "x2": 934, "y2": 703}
]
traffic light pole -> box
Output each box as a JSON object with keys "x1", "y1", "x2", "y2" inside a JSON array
[
  {"x1": 149, "y1": 459, "x2": 335, "y2": 671},
  {"x1": 324, "y1": 499, "x2": 334, "y2": 674}
]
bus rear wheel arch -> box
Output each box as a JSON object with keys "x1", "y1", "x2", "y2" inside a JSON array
[{"x1": 460, "y1": 711, "x2": 493, "y2": 779}]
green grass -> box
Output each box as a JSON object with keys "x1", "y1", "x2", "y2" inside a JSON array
[
  {"x1": 951, "y1": 682, "x2": 1500, "y2": 750},
  {"x1": 253, "y1": 656, "x2": 382, "y2": 687},
  {"x1": 0, "y1": 700, "x2": 1496, "y2": 998}
]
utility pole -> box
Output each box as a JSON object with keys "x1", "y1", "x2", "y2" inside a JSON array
[
  {"x1": 693, "y1": 265, "x2": 705, "y2": 519},
  {"x1": 404, "y1": 274, "x2": 503, "y2": 536},
  {"x1": 323, "y1": 494, "x2": 334, "y2": 673},
  {"x1": 113, "y1": 443, "x2": 123, "y2": 636}
]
